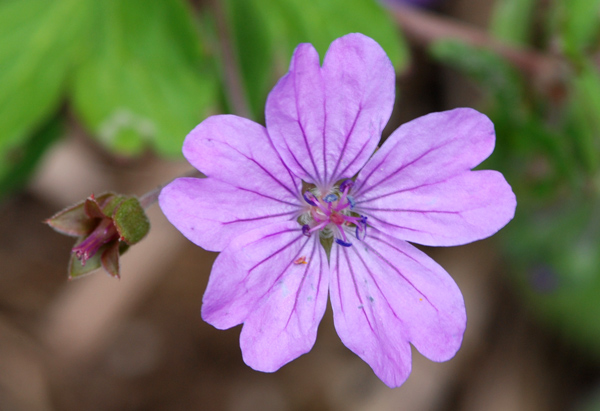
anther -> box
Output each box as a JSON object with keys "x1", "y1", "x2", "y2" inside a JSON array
[
  {"x1": 335, "y1": 238, "x2": 352, "y2": 247},
  {"x1": 303, "y1": 192, "x2": 317, "y2": 206},
  {"x1": 355, "y1": 215, "x2": 368, "y2": 240},
  {"x1": 346, "y1": 195, "x2": 356, "y2": 209},
  {"x1": 339, "y1": 179, "x2": 354, "y2": 192},
  {"x1": 323, "y1": 194, "x2": 338, "y2": 203},
  {"x1": 302, "y1": 224, "x2": 311, "y2": 236}
]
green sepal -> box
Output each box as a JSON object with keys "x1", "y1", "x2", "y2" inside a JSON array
[
  {"x1": 46, "y1": 192, "x2": 116, "y2": 236},
  {"x1": 112, "y1": 197, "x2": 150, "y2": 245},
  {"x1": 84, "y1": 196, "x2": 108, "y2": 219},
  {"x1": 69, "y1": 240, "x2": 128, "y2": 279},
  {"x1": 320, "y1": 236, "x2": 333, "y2": 262},
  {"x1": 99, "y1": 193, "x2": 127, "y2": 217},
  {"x1": 69, "y1": 240, "x2": 106, "y2": 278},
  {"x1": 46, "y1": 201, "x2": 95, "y2": 237},
  {"x1": 101, "y1": 241, "x2": 121, "y2": 279}
]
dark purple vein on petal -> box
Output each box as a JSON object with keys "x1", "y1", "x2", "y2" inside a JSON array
[
  {"x1": 216, "y1": 140, "x2": 299, "y2": 198},
  {"x1": 342, "y1": 247, "x2": 376, "y2": 335},
  {"x1": 293, "y1": 70, "x2": 322, "y2": 186},
  {"x1": 355, "y1": 177, "x2": 454, "y2": 205},
  {"x1": 253, "y1": 235, "x2": 312, "y2": 315},
  {"x1": 361, "y1": 213, "x2": 433, "y2": 234},
  {"x1": 358, "y1": 207, "x2": 461, "y2": 215},
  {"x1": 281, "y1": 133, "x2": 319, "y2": 185},
  {"x1": 235, "y1": 186, "x2": 301, "y2": 207},
  {"x1": 322, "y1": 88, "x2": 328, "y2": 185},
  {"x1": 329, "y1": 104, "x2": 363, "y2": 182},
  {"x1": 354, "y1": 137, "x2": 461, "y2": 198},
  {"x1": 334, "y1": 247, "x2": 344, "y2": 314},
  {"x1": 353, "y1": 145, "x2": 431, "y2": 197},
  {"x1": 351, "y1": 246, "x2": 403, "y2": 324},
  {"x1": 366, "y1": 233, "x2": 439, "y2": 311},
  {"x1": 261, "y1": 118, "x2": 304, "y2": 196},
  {"x1": 221, "y1": 211, "x2": 296, "y2": 226},
  {"x1": 285, "y1": 237, "x2": 320, "y2": 329},
  {"x1": 248, "y1": 229, "x2": 303, "y2": 274}
]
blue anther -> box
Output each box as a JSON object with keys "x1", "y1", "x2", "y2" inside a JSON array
[
  {"x1": 323, "y1": 194, "x2": 338, "y2": 203},
  {"x1": 339, "y1": 179, "x2": 354, "y2": 192},
  {"x1": 335, "y1": 238, "x2": 352, "y2": 247},
  {"x1": 303, "y1": 192, "x2": 317, "y2": 206},
  {"x1": 302, "y1": 225, "x2": 311, "y2": 237},
  {"x1": 347, "y1": 195, "x2": 356, "y2": 209}
]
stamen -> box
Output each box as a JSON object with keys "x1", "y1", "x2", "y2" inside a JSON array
[
  {"x1": 302, "y1": 224, "x2": 311, "y2": 236},
  {"x1": 303, "y1": 192, "x2": 317, "y2": 206},
  {"x1": 335, "y1": 238, "x2": 352, "y2": 247},
  {"x1": 339, "y1": 179, "x2": 354, "y2": 192},
  {"x1": 346, "y1": 195, "x2": 356, "y2": 209},
  {"x1": 309, "y1": 220, "x2": 330, "y2": 232},
  {"x1": 355, "y1": 215, "x2": 368, "y2": 240}
]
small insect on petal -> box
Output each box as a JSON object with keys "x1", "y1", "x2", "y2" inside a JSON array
[{"x1": 294, "y1": 256, "x2": 308, "y2": 265}]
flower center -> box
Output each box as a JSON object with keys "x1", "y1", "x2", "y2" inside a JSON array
[{"x1": 300, "y1": 179, "x2": 367, "y2": 247}]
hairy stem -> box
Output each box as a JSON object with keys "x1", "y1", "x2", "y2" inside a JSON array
[{"x1": 138, "y1": 169, "x2": 205, "y2": 209}]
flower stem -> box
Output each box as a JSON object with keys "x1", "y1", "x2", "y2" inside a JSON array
[{"x1": 138, "y1": 169, "x2": 205, "y2": 209}]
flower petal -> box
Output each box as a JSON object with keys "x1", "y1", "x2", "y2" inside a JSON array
[
  {"x1": 329, "y1": 227, "x2": 466, "y2": 388},
  {"x1": 321, "y1": 33, "x2": 396, "y2": 185},
  {"x1": 183, "y1": 114, "x2": 301, "y2": 202},
  {"x1": 353, "y1": 108, "x2": 516, "y2": 246},
  {"x1": 266, "y1": 33, "x2": 395, "y2": 190},
  {"x1": 159, "y1": 178, "x2": 300, "y2": 251},
  {"x1": 201, "y1": 222, "x2": 329, "y2": 371}
]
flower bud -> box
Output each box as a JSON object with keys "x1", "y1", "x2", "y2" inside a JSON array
[{"x1": 45, "y1": 193, "x2": 150, "y2": 279}]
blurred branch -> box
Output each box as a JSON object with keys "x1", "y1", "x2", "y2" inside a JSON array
[
  {"x1": 210, "y1": 0, "x2": 252, "y2": 118},
  {"x1": 388, "y1": 3, "x2": 567, "y2": 96}
]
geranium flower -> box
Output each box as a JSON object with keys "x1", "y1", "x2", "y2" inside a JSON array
[{"x1": 159, "y1": 33, "x2": 516, "y2": 387}]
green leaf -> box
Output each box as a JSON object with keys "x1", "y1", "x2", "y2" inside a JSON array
[
  {"x1": 429, "y1": 39, "x2": 524, "y2": 112},
  {"x1": 490, "y1": 0, "x2": 537, "y2": 45},
  {"x1": 0, "y1": 114, "x2": 64, "y2": 201},
  {"x1": 564, "y1": 62, "x2": 600, "y2": 173},
  {"x1": 0, "y1": 0, "x2": 89, "y2": 190},
  {"x1": 505, "y1": 198, "x2": 600, "y2": 359},
  {"x1": 554, "y1": 0, "x2": 600, "y2": 59},
  {"x1": 71, "y1": 0, "x2": 217, "y2": 157},
  {"x1": 226, "y1": 0, "x2": 274, "y2": 119},
  {"x1": 226, "y1": 0, "x2": 409, "y2": 119}
]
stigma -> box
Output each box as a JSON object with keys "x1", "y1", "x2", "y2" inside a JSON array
[{"x1": 300, "y1": 179, "x2": 367, "y2": 247}]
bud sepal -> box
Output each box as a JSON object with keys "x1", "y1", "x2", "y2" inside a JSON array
[{"x1": 46, "y1": 192, "x2": 150, "y2": 279}]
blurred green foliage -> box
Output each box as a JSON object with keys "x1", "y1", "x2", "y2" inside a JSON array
[
  {"x1": 432, "y1": 0, "x2": 600, "y2": 359},
  {"x1": 0, "y1": 0, "x2": 406, "y2": 199},
  {"x1": 226, "y1": 0, "x2": 408, "y2": 118}
]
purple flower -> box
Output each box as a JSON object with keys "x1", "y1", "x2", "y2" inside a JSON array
[{"x1": 159, "y1": 33, "x2": 516, "y2": 387}]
